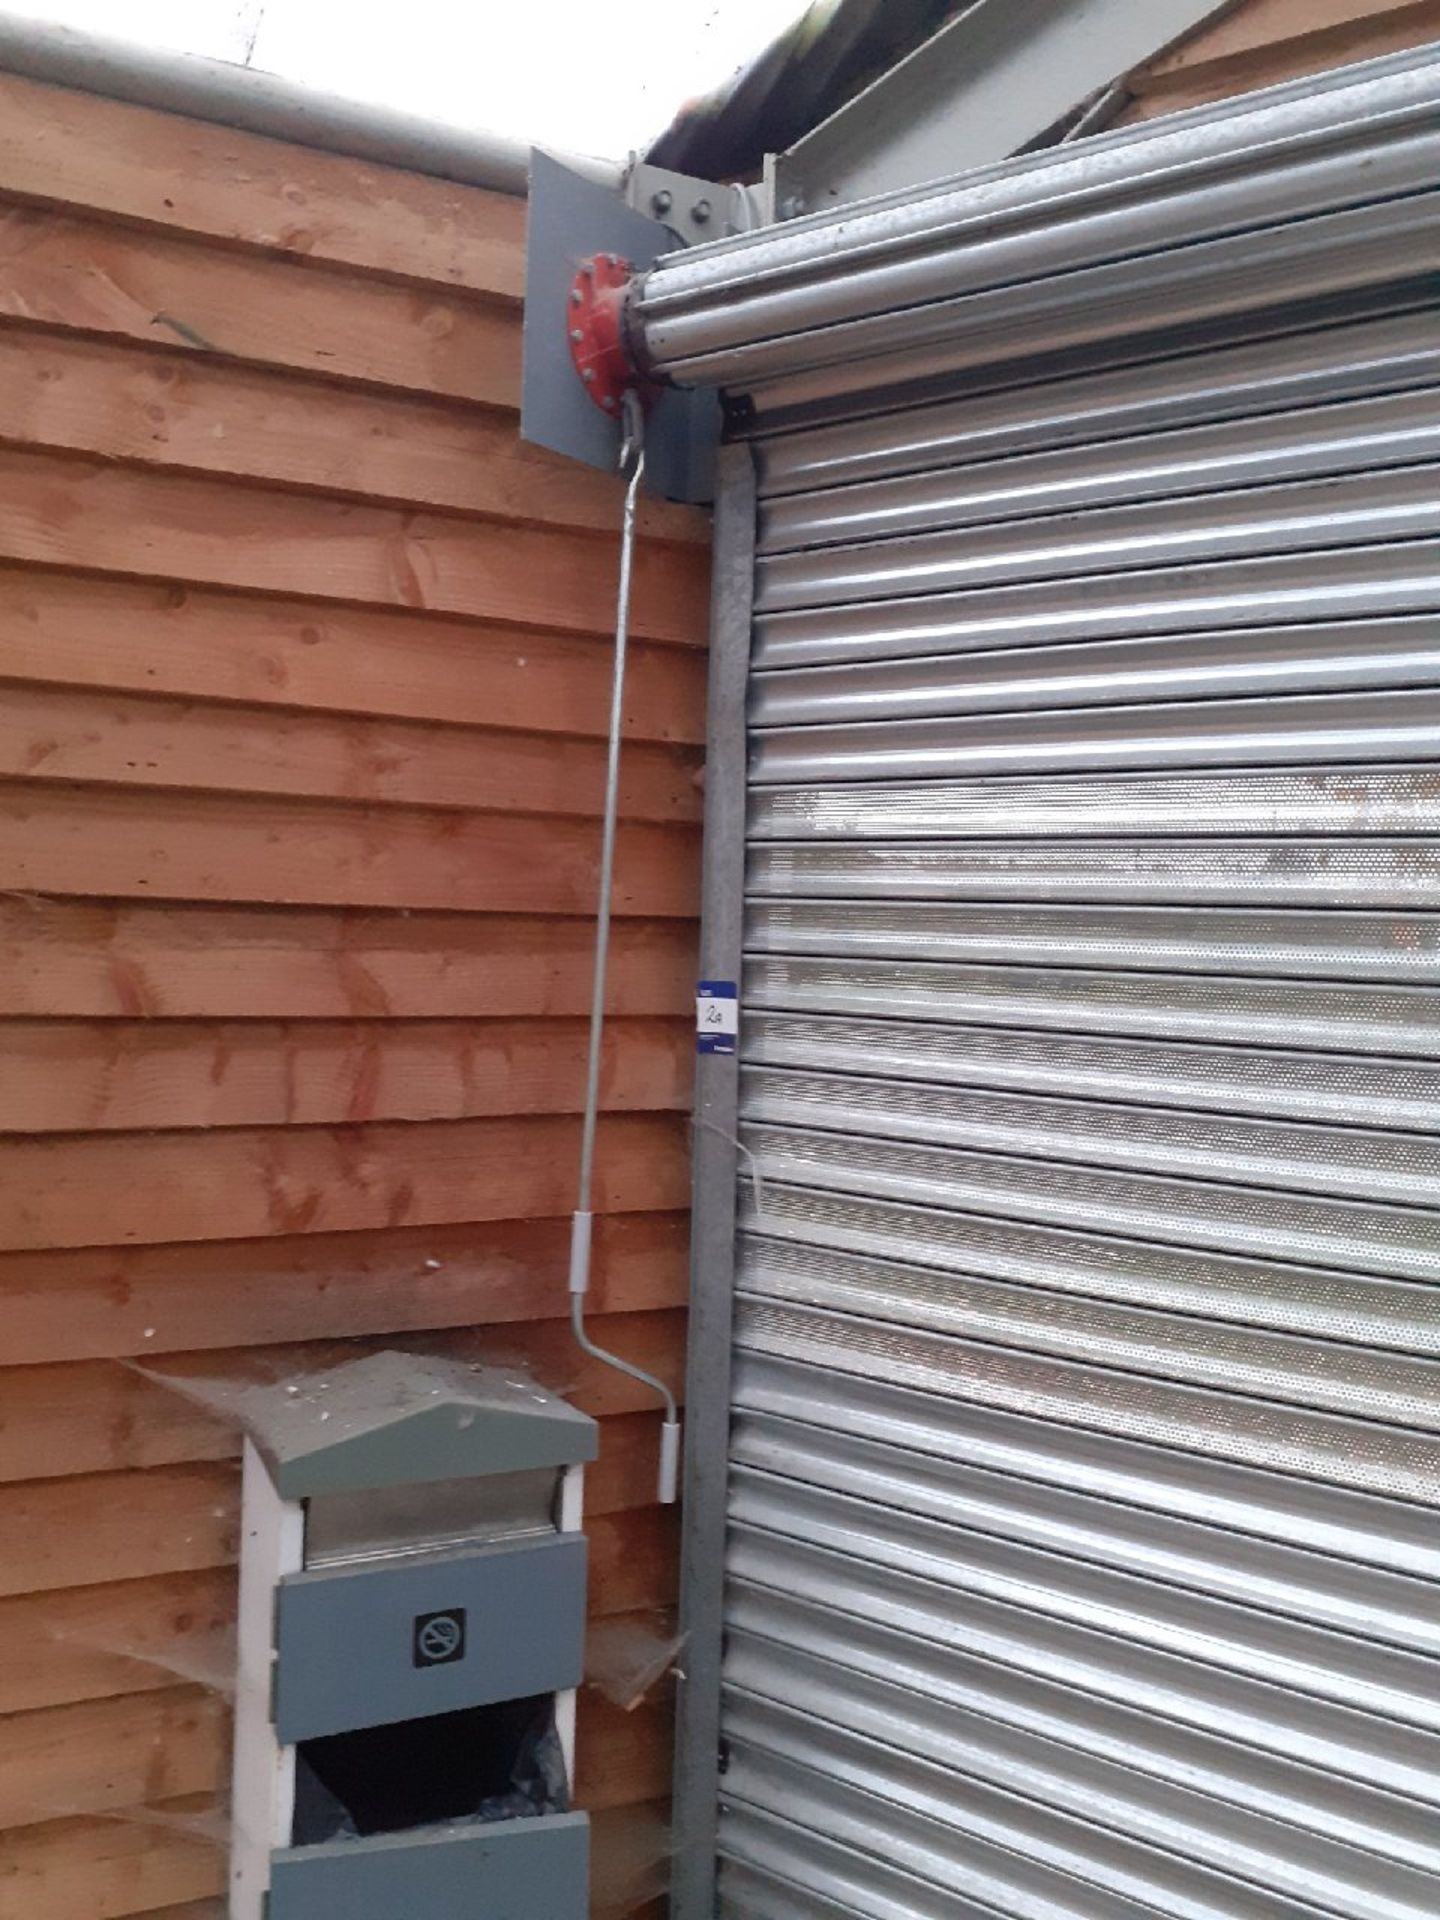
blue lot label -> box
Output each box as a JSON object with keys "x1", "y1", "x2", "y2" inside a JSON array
[{"x1": 696, "y1": 980, "x2": 739, "y2": 1054}]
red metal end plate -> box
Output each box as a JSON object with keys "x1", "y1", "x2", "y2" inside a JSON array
[{"x1": 567, "y1": 253, "x2": 649, "y2": 417}]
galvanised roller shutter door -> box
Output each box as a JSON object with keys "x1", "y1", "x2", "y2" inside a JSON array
[{"x1": 638, "y1": 45, "x2": 1440, "y2": 1920}]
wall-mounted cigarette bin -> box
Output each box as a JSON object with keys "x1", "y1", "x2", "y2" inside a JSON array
[{"x1": 228, "y1": 1351, "x2": 598, "y2": 1920}]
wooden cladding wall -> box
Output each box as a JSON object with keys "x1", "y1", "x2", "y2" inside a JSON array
[
  {"x1": 1123, "y1": 0, "x2": 1440, "y2": 118},
  {"x1": 0, "y1": 66, "x2": 710, "y2": 1920}
]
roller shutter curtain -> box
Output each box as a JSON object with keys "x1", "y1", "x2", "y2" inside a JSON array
[{"x1": 642, "y1": 46, "x2": 1440, "y2": 1920}]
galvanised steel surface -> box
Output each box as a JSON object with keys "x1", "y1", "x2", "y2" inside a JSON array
[
  {"x1": 759, "y1": 388, "x2": 1440, "y2": 550},
  {"x1": 649, "y1": 191, "x2": 1440, "y2": 396},
  {"x1": 737, "y1": 1061, "x2": 1440, "y2": 1203},
  {"x1": 747, "y1": 765, "x2": 1440, "y2": 836},
  {"x1": 742, "y1": 953, "x2": 1440, "y2": 1056},
  {"x1": 637, "y1": 46, "x2": 1440, "y2": 351},
  {"x1": 737, "y1": 1121, "x2": 1440, "y2": 1280},
  {"x1": 749, "y1": 629, "x2": 1440, "y2": 726},
  {"x1": 749, "y1": 692, "x2": 1440, "y2": 781},
  {"x1": 735, "y1": 1234, "x2": 1440, "y2": 1422},
  {"x1": 744, "y1": 286, "x2": 1440, "y2": 424},
  {"x1": 722, "y1": 1584, "x2": 1440, "y2": 1861},
  {"x1": 754, "y1": 310, "x2": 1440, "y2": 494},
  {"x1": 743, "y1": 1008, "x2": 1440, "y2": 1127},
  {"x1": 750, "y1": 542, "x2": 1440, "y2": 667},
  {"x1": 746, "y1": 836, "x2": 1440, "y2": 905},
  {"x1": 756, "y1": 464, "x2": 1440, "y2": 610},
  {"x1": 731, "y1": 1356, "x2": 1440, "y2": 1577},
  {"x1": 730, "y1": 1298, "x2": 1440, "y2": 1524},
  {"x1": 736, "y1": 1193, "x2": 1439, "y2": 1354},
  {"x1": 725, "y1": 1453, "x2": 1440, "y2": 1660},
  {"x1": 747, "y1": 897, "x2": 1440, "y2": 980},
  {"x1": 664, "y1": 41, "x2": 1440, "y2": 1920}
]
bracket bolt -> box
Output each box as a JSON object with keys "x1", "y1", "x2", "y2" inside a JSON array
[
  {"x1": 581, "y1": 367, "x2": 595, "y2": 383},
  {"x1": 570, "y1": 327, "x2": 583, "y2": 342},
  {"x1": 691, "y1": 197, "x2": 712, "y2": 224},
  {"x1": 650, "y1": 189, "x2": 673, "y2": 216}
]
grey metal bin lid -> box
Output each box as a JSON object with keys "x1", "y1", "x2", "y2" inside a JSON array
[{"x1": 235, "y1": 1351, "x2": 599, "y2": 1497}]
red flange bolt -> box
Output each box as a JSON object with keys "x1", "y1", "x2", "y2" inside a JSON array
[{"x1": 567, "y1": 253, "x2": 654, "y2": 417}]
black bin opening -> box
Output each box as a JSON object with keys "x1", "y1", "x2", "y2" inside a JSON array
[{"x1": 292, "y1": 1694, "x2": 569, "y2": 1844}]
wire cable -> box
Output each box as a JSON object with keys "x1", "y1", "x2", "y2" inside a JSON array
[{"x1": 569, "y1": 392, "x2": 681, "y2": 1503}]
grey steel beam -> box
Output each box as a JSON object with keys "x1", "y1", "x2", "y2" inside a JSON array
[
  {"x1": 669, "y1": 442, "x2": 757, "y2": 1920},
  {"x1": 772, "y1": 0, "x2": 1239, "y2": 218}
]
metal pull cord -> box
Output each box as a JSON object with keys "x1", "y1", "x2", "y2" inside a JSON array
[{"x1": 569, "y1": 391, "x2": 681, "y2": 1504}]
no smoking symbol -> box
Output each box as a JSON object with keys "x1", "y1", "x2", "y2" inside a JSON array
[{"x1": 413, "y1": 1608, "x2": 466, "y2": 1668}]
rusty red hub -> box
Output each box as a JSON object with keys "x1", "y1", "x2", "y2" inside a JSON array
[{"x1": 566, "y1": 253, "x2": 653, "y2": 417}]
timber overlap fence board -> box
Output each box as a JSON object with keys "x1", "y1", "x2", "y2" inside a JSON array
[
  {"x1": 0, "y1": 1016, "x2": 692, "y2": 1133},
  {"x1": 1142, "y1": 0, "x2": 1433, "y2": 73},
  {"x1": 0, "y1": 566, "x2": 708, "y2": 741},
  {"x1": 591, "y1": 1803, "x2": 672, "y2": 1920},
  {"x1": 0, "y1": 1114, "x2": 692, "y2": 1250},
  {"x1": 0, "y1": 899, "x2": 697, "y2": 1018},
  {"x1": 0, "y1": 69, "x2": 530, "y2": 297},
  {"x1": 1125, "y1": 0, "x2": 1440, "y2": 114},
  {"x1": 0, "y1": 66, "x2": 704, "y2": 1917},
  {"x1": 0, "y1": 1800, "x2": 225, "y2": 1920},
  {"x1": 0, "y1": 780, "x2": 701, "y2": 914},
  {"x1": 0, "y1": 1466, "x2": 240, "y2": 1600},
  {"x1": 0, "y1": 680, "x2": 703, "y2": 821},
  {"x1": 0, "y1": 1212, "x2": 691, "y2": 1365},
  {"x1": 0, "y1": 201, "x2": 523, "y2": 405},
  {"x1": 0, "y1": 1688, "x2": 227, "y2": 1834},
  {"x1": 576, "y1": 1695, "x2": 676, "y2": 1813},
  {"x1": 0, "y1": 447, "x2": 710, "y2": 640},
  {"x1": 0, "y1": 321, "x2": 705, "y2": 540},
  {"x1": 0, "y1": 1567, "x2": 239, "y2": 1717}
]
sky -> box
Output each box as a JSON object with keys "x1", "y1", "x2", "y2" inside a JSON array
[{"x1": 8, "y1": 0, "x2": 809, "y2": 159}]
